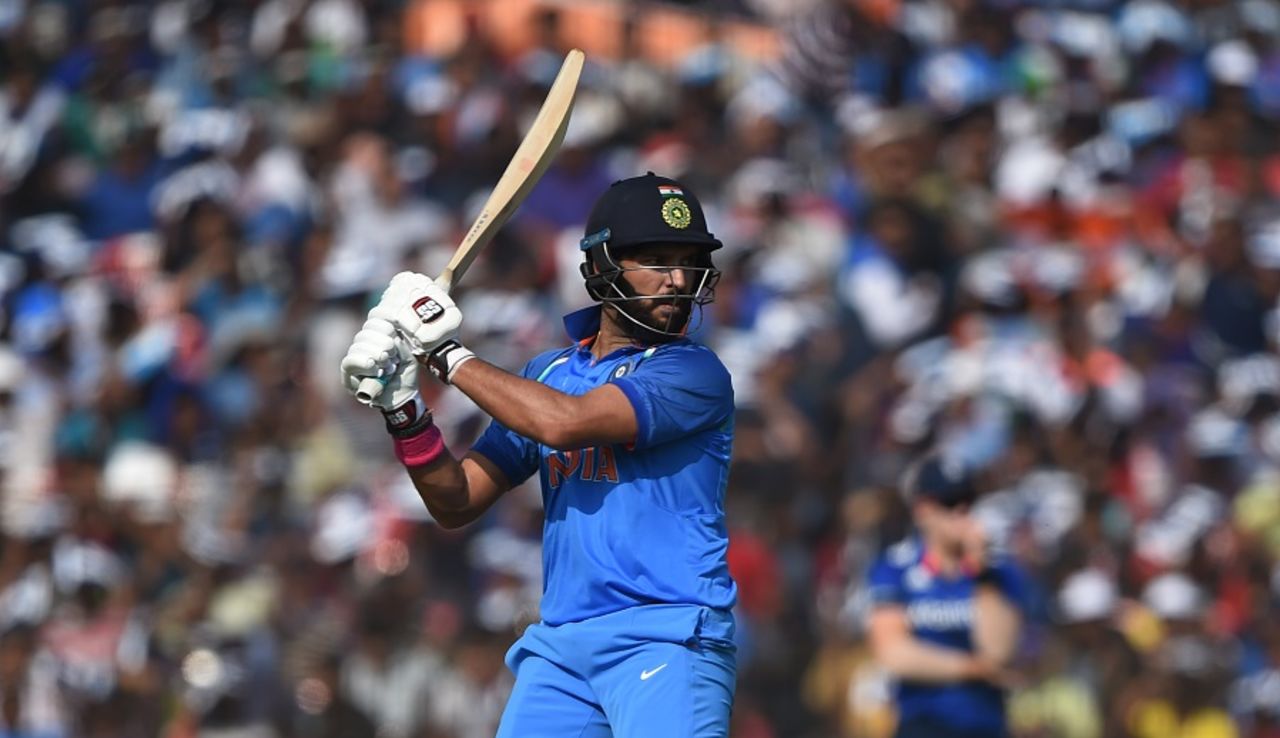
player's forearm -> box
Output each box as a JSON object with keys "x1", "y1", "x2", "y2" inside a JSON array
[
  {"x1": 449, "y1": 359, "x2": 605, "y2": 450},
  {"x1": 972, "y1": 586, "x2": 1020, "y2": 665},
  {"x1": 403, "y1": 453, "x2": 480, "y2": 529},
  {"x1": 874, "y1": 638, "x2": 985, "y2": 683}
]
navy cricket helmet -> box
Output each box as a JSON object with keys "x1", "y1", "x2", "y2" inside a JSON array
[
  {"x1": 577, "y1": 173, "x2": 723, "y2": 337},
  {"x1": 579, "y1": 172, "x2": 723, "y2": 255}
]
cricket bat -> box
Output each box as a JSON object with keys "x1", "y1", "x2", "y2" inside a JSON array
[{"x1": 356, "y1": 48, "x2": 585, "y2": 403}]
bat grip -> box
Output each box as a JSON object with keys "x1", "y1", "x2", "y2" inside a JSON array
[{"x1": 356, "y1": 376, "x2": 386, "y2": 404}]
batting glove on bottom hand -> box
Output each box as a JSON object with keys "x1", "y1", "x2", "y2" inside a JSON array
[{"x1": 339, "y1": 317, "x2": 432, "y2": 437}]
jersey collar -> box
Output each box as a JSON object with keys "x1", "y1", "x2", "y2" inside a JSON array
[
  {"x1": 563, "y1": 305, "x2": 604, "y2": 342},
  {"x1": 920, "y1": 543, "x2": 977, "y2": 578}
]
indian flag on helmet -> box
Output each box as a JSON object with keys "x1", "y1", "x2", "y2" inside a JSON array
[{"x1": 657, "y1": 184, "x2": 683, "y2": 197}]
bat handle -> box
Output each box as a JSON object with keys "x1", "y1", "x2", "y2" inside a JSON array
[{"x1": 356, "y1": 376, "x2": 387, "y2": 404}]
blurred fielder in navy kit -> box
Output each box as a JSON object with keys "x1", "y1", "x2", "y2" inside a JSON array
[
  {"x1": 867, "y1": 455, "x2": 1028, "y2": 738},
  {"x1": 339, "y1": 173, "x2": 737, "y2": 737}
]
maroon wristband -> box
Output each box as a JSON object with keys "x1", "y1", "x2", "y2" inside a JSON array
[{"x1": 393, "y1": 424, "x2": 445, "y2": 467}]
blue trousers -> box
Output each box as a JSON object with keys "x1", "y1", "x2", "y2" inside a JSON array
[{"x1": 495, "y1": 604, "x2": 737, "y2": 738}]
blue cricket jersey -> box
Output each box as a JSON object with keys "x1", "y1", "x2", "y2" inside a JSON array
[
  {"x1": 867, "y1": 537, "x2": 1027, "y2": 735},
  {"x1": 471, "y1": 306, "x2": 738, "y2": 626}
]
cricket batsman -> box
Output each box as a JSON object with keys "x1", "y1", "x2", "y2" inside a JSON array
[{"x1": 339, "y1": 173, "x2": 738, "y2": 737}]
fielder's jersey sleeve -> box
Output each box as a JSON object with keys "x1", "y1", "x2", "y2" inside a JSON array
[
  {"x1": 469, "y1": 351, "x2": 567, "y2": 486},
  {"x1": 611, "y1": 343, "x2": 734, "y2": 449},
  {"x1": 985, "y1": 558, "x2": 1030, "y2": 611},
  {"x1": 866, "y1": 556, "x2": 909, "y2": 606}
]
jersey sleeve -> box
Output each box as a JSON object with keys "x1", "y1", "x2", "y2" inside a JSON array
[
  {"x1": 866, "y1": 556, "x2": 907, "y2": 606},
  {"x1": 468, "y1": 352, "x2": 563, "y2": 486},
  {"x1": 611, "y1": 344, "x2": 734, "y2": 449},
  {"x1": 469, "y1": 418, "x2": 539, "y2": 487},
  {"x1": 985, "y1": 558, "x2": 1030, "y2": 613}
]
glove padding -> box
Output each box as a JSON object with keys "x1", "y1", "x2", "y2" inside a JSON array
[
  {"x1": 339, "y1": 317, "x2": 431, "y2": 435},
  {"x1": 372, "y1": 271, "x2": 463, "y2": 357}
]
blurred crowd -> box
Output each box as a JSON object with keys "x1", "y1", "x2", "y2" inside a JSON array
[{"x1": 4, "y1": 0, "x2": 1280, "y2": 736}]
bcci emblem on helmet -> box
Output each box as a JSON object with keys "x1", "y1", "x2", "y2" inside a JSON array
[
  {"x1": 413, "y1": 297, "x2": 445, "y2": 323},
  {"x1": 661, "y1": 198, "x2": 692, "y2": 229}
]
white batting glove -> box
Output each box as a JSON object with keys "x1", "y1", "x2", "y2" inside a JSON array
[
  {"x1": 372, "y1": 271, "x2": 476, "y2": 384},
  {"x1": 339, "y1": 317, "x2": 432, "y2": 434},
  {"x1": 373, "y1": 272, "x2": 462, "y2": 354}
]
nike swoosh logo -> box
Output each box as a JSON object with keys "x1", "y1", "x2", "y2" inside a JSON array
[{"x1": 640, "y1": 664, "x2": 668, "y2": 680}]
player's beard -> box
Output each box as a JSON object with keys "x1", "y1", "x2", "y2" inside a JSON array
[
  {"x1": 610, "y1": 279, "x2": 693, "y2": 344},
  {"x1": 641, "y1": 297, "x2": 692, "y2": 334}
]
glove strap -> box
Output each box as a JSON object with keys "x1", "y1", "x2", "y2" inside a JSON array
[
  {"x1": 382, "y1": 399, "x2": 446, "y2": 467},
  {"x1": 426, "y1": 341, "x2": 476, "y2": 384},
  {"x1": 383, "y1": 397, "x2": 430, "y2": 437}
]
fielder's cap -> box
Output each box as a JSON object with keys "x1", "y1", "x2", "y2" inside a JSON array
[
  {"x1": 903, "y1": 455, "x2": 977, "y2": 507},
  {"x1": 581, "y1": 172, "x2": 722, "y2": 253}
]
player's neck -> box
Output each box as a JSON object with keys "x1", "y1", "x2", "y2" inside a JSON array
[
  {"x1": 592, "y1": 314, "x2": 642, "y2": 359},
  {"x1": 922, "y1": 541, "x2": 967, "y2": 577}
]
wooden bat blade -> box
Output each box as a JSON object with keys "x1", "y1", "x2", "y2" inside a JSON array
[
  {"x1": 437, "y1": 48, "x2": 585, "y2": 293},
  {"x1": 354, "y1": 49, "x2": 585, "y2": 404}
]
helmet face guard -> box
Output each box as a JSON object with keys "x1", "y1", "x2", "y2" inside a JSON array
[{"x1": 581, "y1": 241, "x2": 721, "y2": 339}]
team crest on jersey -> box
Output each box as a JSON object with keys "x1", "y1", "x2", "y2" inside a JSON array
[
  {"x1": 905, "y1": 565, "x2": 932, "y2": 592},
  {"x1": 612, "y1": 363, "x2": 630, "y2": 379},
  {"x1": 661, "y1": 198, "x2": 692, "y2": 229},
  {"x1": 413, "y1": 297, "x2": 445, "y2": 323}
]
